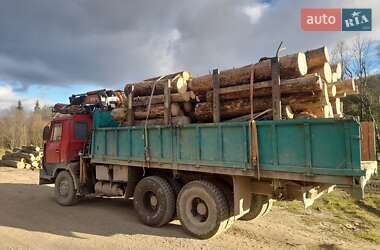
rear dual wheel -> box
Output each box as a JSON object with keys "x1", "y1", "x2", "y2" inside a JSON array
[
  {"x1": 133, "y1": 176, "x2": 176, "y2": 227},
  {"x1": 177, "y1": 180, "x2": 229, "y2": 239}
]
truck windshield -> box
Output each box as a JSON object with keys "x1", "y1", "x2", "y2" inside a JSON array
[{"x1": 74, "y1": 122, "x2": 88, "y2": 140}]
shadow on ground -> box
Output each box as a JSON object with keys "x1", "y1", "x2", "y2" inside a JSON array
[
  {"x1": 0, "y1": 183, "x2": 189, "y2": 239},
  {"x1": 356, "y1": 200, "x2": 380, "y2": 218}
]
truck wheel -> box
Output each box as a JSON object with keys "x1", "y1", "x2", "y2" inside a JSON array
[
  {"x1": 213, "y1": 181, "x2": 234, "y2": 232},
  {"x1": 133, "y1": 176, "x2": 175, "y2": 227},
  {"x1": 54, "y1": 171, "x2": 78, "y2": 206},
  {"x1": 177, "y1": 180, "x2": 229, "y2": 239},
  {"x1": 239, "y1": 194, "x2": 270, "y2": 221}
]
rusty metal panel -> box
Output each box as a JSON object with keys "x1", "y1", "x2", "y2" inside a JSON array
[{"x1": 360, "y1": 121, "x2": 376, "y2": 161}]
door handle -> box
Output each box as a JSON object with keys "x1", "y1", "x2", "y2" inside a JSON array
[{"x1": 55, "y1": 149, "x2": 60, "y2": 153}]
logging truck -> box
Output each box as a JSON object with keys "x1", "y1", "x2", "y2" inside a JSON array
[{"x1": 39, "y1": 111, "x2": 377, "y2": 239}]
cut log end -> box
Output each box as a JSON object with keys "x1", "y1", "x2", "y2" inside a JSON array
[
  {"x1": 309, "y1": 62, "x2": 332, "y2": 83},
  {"x1": 297, "y1": 52, "x2": 308, "y2": 76},
  {"x1": 176, "y1": 77, "x2": 188, "y2": 94},
  {"x1": 331, "y1": 63, "x2": 342, "y2": 79},
  {"x1": 328, "y1": 84, "x2": 336, "y2": 97},
  {"x1": 283, "y1": 105, "x2": 294, "y2": 119},
  {"x1": 323, "y1": 46, "x2": 330, "y2": 63}
]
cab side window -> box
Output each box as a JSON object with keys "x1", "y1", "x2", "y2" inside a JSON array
[
  {"x1": 51, "y1": 123, "x2": 63, "y2": 141},
  {"x1": 74, "y1": 122, "x2": 88, "y2": 140}
]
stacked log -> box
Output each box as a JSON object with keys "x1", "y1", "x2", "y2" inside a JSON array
[
  {"x1": 0, "y1": 146, "x2": 42, "y2": 170},
  {"x1": 115, "y1": 46, "x2": 358, "y2": 125},
  {"x1": 114, "y1": 71, "x2": 195, "y2": 125}
]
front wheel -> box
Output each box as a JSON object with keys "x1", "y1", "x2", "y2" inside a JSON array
[{"x1": 54, "y1": 171, "x2": 78, "y2": 206}]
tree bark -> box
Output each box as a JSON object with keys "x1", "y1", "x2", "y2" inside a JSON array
[
  {"x1": 125, "y1": 74, "x2": 189, "y2": 97},
  {"x1": 111, "y1": 108, "x2": 127, "y2": 122},
  {"x1": 330, "y1": 97, "x2": 341, "y2": 115},
  {"x1": 194, "y1": 94, "x2": 324, "y2": 121},
  {"x1": 305, "y1": 46, "x2": 330, "y2": 69},
  {"x1": 143, "y1": 71, "x2": 191, "y2": 82},
  {"x1": 2, "y1": 152, "x2": 34, "y2": 163},
  {"x1": 130, "y1": 116, "x2": 191, "y2": 126},
  {"x1": 188, "y1": 53, "x2": 308, "y2": 94},
  {"x1": 133, "y1": 91, "x2": 197, "y2": 107},
  {"x1": 182, "y1": 102, "x2": 193, "y2": 113},
  {"x1": 335, "y1": 79, "x2": 357, "y2": 96},
  {"x1": 134, "y1": 103, "x2": 183, "y2": 119},
  {"x1": 112, "y1": 103, "x2": 184, "y2": 121},
  {"x1": 205, "y1": 74, "x2": 322, "y2": 102},
  {"x1": 0, "y1": 160, "x2": 25, "y2": 169}
]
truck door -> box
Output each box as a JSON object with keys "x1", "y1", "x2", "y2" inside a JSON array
[{"x1": 45, "y1": 122, "x2": 63, "y2": 164}]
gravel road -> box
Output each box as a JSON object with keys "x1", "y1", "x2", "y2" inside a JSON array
[{"x1": 0, "y1": 168, "x2": 377, "y2": 250}]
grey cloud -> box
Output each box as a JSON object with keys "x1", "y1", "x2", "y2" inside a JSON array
[{"x1": 0, "y1": 0, "x2": 379, "y2": 90}]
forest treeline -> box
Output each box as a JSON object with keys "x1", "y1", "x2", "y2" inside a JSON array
[{"x1": 0, "y1": 101, "x2": 52, "y2": 149}]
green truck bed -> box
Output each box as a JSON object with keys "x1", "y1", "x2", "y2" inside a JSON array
[{"x1": 90, "y1": 112, "x2": 365, "y2": 183}]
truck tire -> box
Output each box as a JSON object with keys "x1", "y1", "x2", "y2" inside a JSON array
[
  {"x1": 239, "y1": 194, "x2": 271, "y2": 221},
  {"x1": 177, "y1": 180, "x2": 229, "y2": 239},
  {"x1": 133, "y1": 176, "x2": 175, "y2": 227},
  {"x1": 212, "y1": 181, "x2": 234, "y2": 232},
  {"x1": 54, "y1": 171, "x2": 78, "y2": 206}
]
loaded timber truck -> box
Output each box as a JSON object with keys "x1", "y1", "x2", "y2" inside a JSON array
[{"x1": 39, "y1": 111, "x2": 377, "y2": 239}]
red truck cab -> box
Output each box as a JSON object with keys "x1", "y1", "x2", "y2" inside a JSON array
[{"x1": 40, "y1": 114, "x2": 92, "y2": 183}]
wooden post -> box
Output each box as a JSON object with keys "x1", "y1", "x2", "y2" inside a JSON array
[
  {"x1": 127, "y1": 86, "x2": 134, "y2": 126},
  {"x1": 271, "y1": 57, "x2": 281, "y2": 120},
  {"x1": 212, "y1": 69, "x2": 220, "y2": 123},
  {"x1": 164, "y1": 79, "x2": 171, "y2": 125}
]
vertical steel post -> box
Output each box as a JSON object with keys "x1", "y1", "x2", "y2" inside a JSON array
[
  {"x1": 271, "y1": 57, "x2": 281, "y2": 120},
  {"x1": 127, "y1": 87, "x2": 134, "y2": 126},
  {"x1": 212, "y1": 69, "x2": 221, "y2": 123},
  {"x1": 164, "y1": 79, "x2": 171, "y2": 125}
]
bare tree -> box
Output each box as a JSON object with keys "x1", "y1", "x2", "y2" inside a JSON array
[
  {"x1": 331, "y1": 41, "x2": 352, "y2": 79},
  {"x1": 333, "y1": 36, "x2": 374, "y2": 120}
]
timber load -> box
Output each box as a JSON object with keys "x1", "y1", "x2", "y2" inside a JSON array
[
  {"x1": 0, "y1": 145, "x2": 43, "y2": 170},
  {"x1": 113, "y1": 46, "x2": 358, "y2": 125}
]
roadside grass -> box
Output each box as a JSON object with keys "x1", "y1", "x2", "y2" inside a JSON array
[
  {"x1": 0, "y1": 148, "x2": 6, "y2": 158},
  {"x1": 276, "y1": 190, "x2": 380, "y2": 244}
]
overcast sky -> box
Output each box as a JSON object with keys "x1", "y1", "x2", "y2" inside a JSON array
[{"x1": 0, "y1": 0, "x2": 379, "y2": 110}]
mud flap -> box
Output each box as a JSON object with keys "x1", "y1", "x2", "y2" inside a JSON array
[
  {"x1": 302, "y1": 185, "x2": 335, "y2": 208},
  {"x1": 39, "y1": 168, "x2": 54, "y2": 185},
  {"x1": 352, "y1": 161, "x2": 378, "y2": 199}
]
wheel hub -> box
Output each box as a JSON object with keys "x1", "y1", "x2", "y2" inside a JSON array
[
  {"x1": 150, "y1": 195, "x2": 158, "y2": 207},
  {"x1": 59, "y1": 180, "x2": 69, "y2": 196},
  {"x1": 190, "y1": 198, "x2": 208, "y2": 222},
  {"x1": 196, "y1": 202, "x2": 207, "y2": 216}
]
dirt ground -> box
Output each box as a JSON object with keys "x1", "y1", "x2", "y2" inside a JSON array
[{"x1": 0, "y1": 168, "x2": 378, "y2": 250}]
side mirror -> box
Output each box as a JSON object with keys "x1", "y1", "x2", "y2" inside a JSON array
[{"x1": 43, "y1": 126, "x2": 50, "y2": 141}]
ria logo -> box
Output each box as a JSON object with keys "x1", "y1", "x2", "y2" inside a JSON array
[
  {"x1": 342, "y1": 9, "x2": 371, "y2": 31},
  {"x1": 301, "y1": 8, "x2": 372, "y2": 31}
]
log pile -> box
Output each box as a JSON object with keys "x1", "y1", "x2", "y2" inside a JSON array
[
  {"x1": 0, "y1": 146, "x2": 43, "y2": 170},
  {"x1": 112, "y1": 46, "x2": 358, "y2": 125}
]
